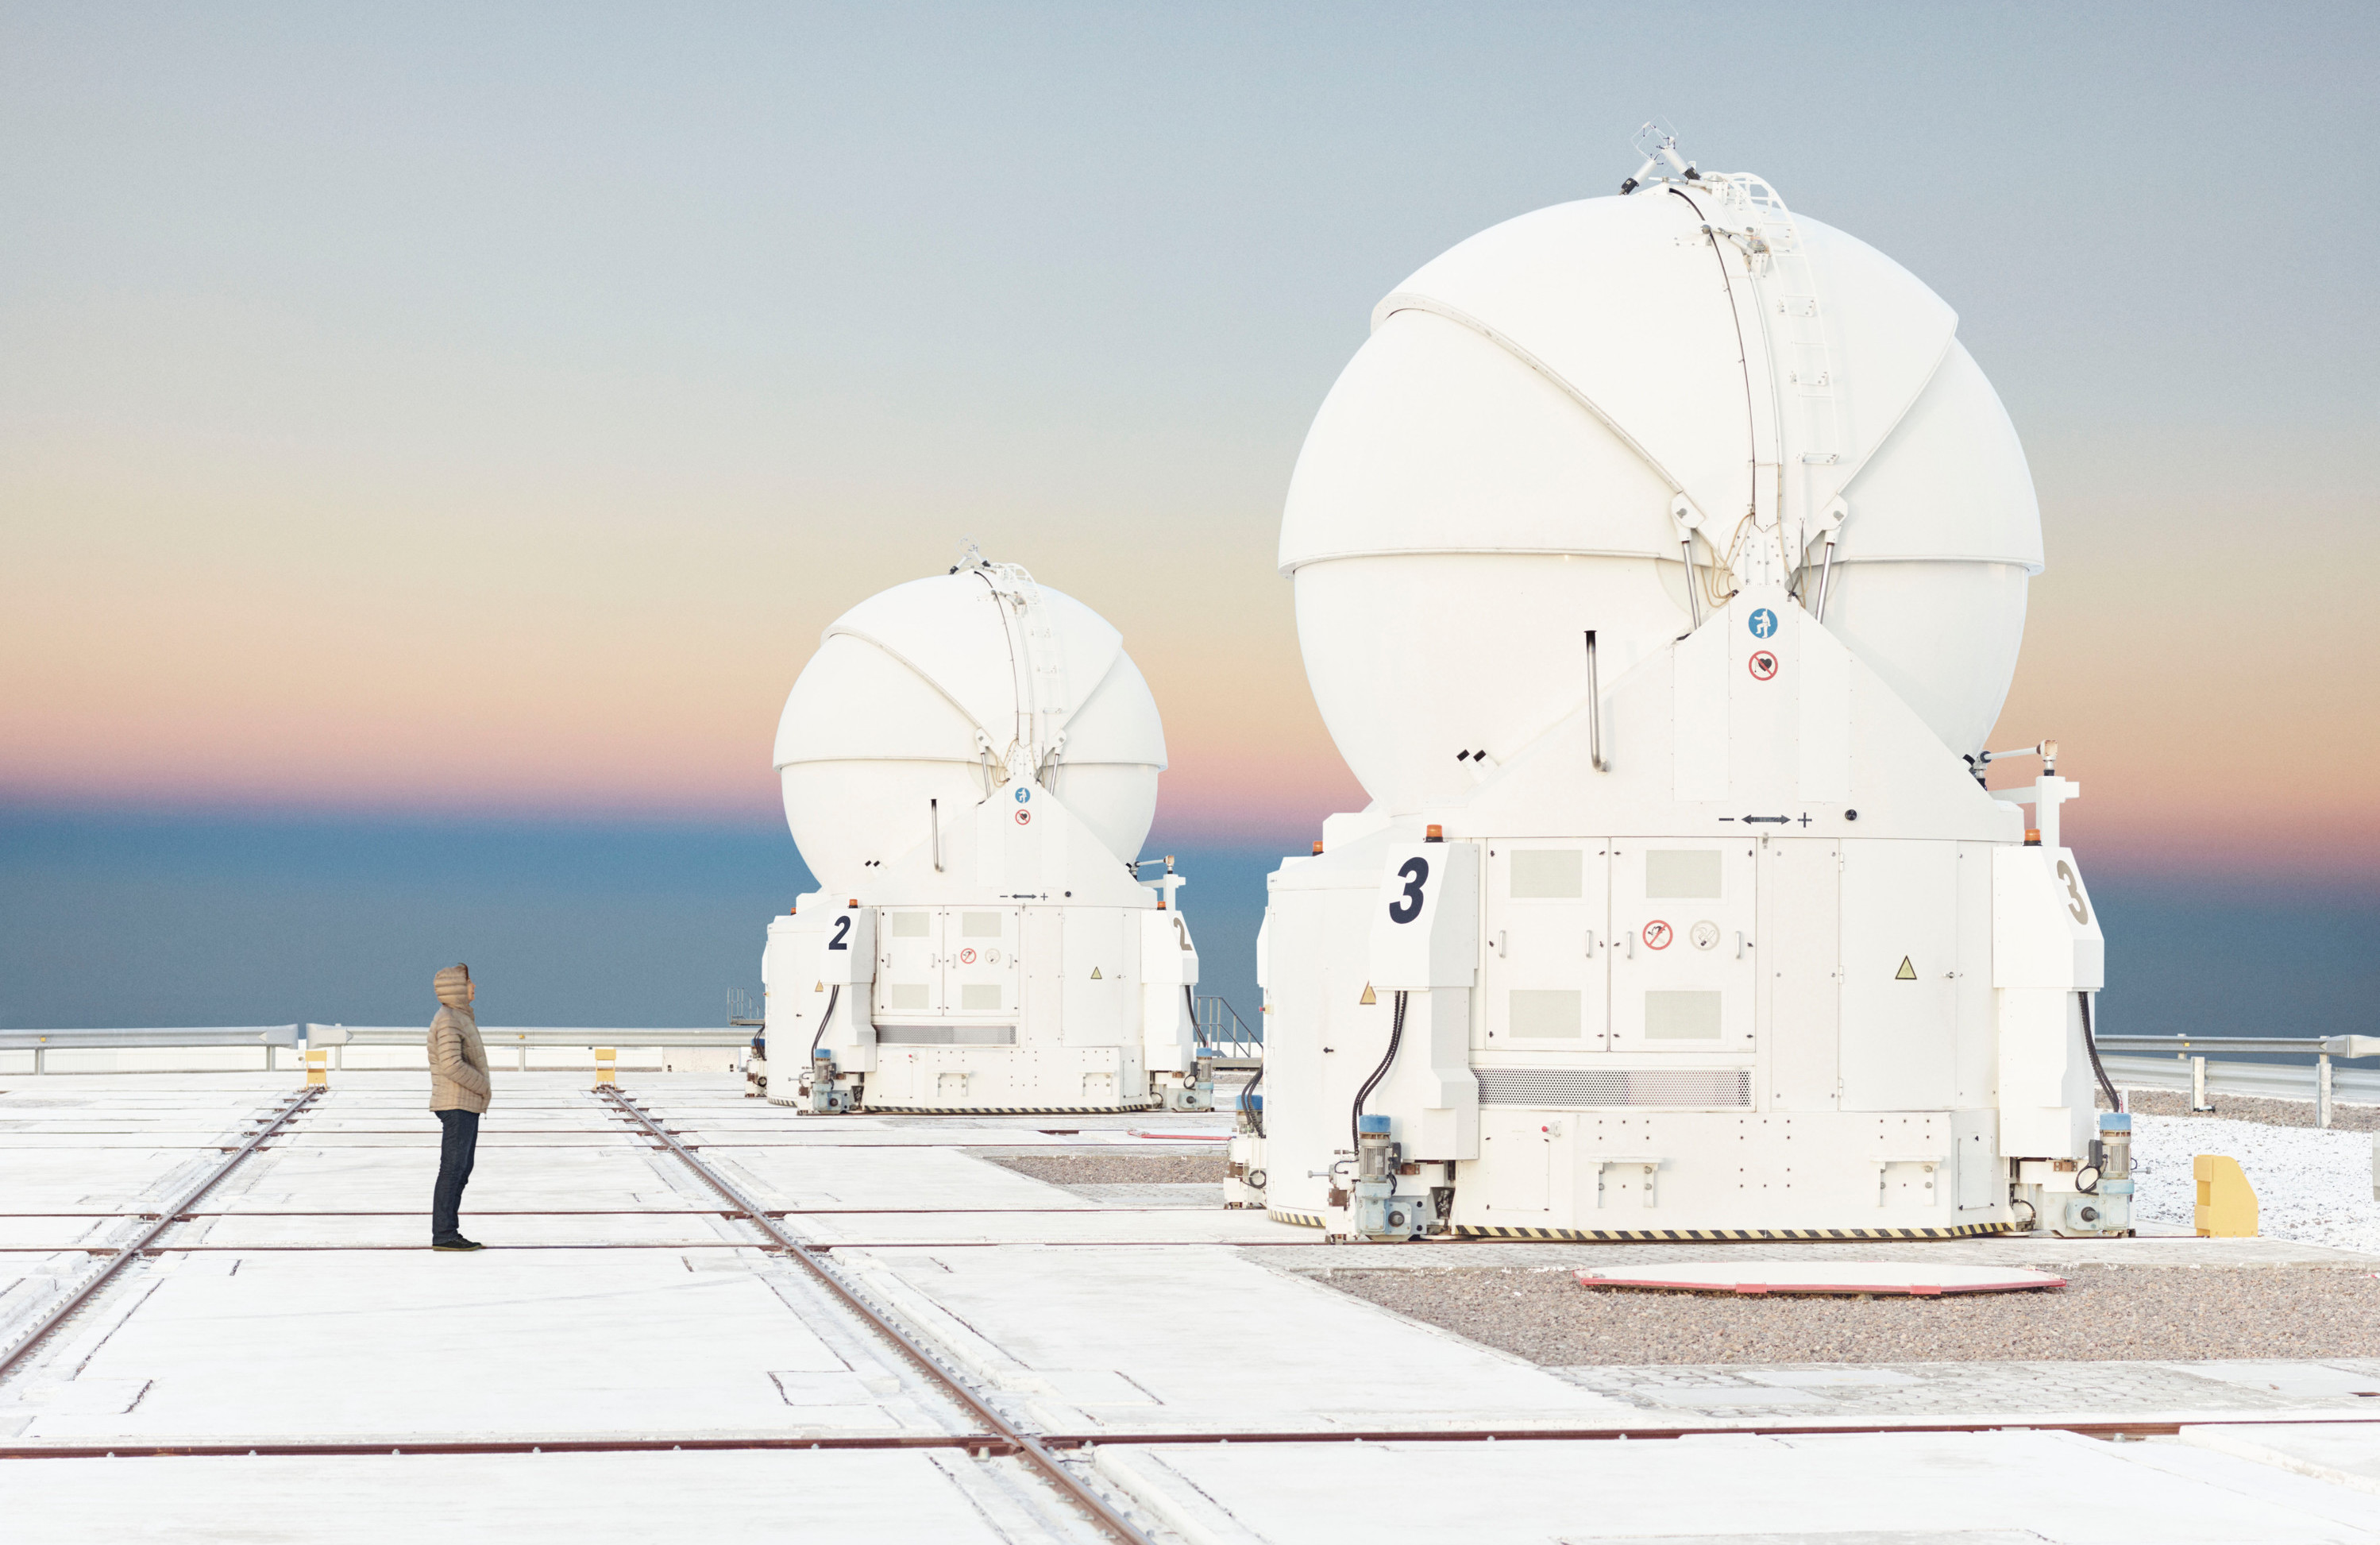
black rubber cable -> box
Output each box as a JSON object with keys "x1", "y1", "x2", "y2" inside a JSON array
[
  {"x1": 2081, "y1": 991, "x2": 2121, "y2": 1115},
  {"x1": 1351, "y1": 990, "x2": 1407, "y2": 1155},
  {"x1": 809, "y1": 983, "x2": 840, "y2": 1060},
  {"x1": 1195, "y1": 987, "x2": 1267, "y2": 1137}
]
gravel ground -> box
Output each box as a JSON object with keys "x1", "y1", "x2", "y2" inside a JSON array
[
  {"x1": 2132, "y1": 1112, "x2": 2380, "y2": 1251},
  {"x1": 987, "y1": 1153, "x2": 1226, "y2": 1186},
  {"x1": 1063, "y1": 1182, "x2": 1228, "y2": 1209},
  {"x1": 2116, "y1": 1085, "x2": 2380, "y2": 1133},
  {"x1": 1320, "y1": 1264, "x2": 2380, "y2": 1365}
]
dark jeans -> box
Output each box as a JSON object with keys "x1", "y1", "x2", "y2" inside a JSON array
[{"x1": 432, "y1": 1108, "x2": 480, "y2": 1240}]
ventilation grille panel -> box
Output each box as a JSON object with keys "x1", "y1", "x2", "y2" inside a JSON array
[{"x1": 1475, "y1": 1067, "x2": 1750, "y2": 1108}]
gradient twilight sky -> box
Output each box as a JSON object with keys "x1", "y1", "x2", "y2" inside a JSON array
[{"x1": 5, "y1": 3, "x2": 2375, "y2": 875}]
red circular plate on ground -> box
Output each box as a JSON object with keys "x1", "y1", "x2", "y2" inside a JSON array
[{"x1": 1576, "y1": 1263, "x2": 2066, "y2": 1296}]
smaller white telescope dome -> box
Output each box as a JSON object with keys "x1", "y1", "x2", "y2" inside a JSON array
[{"x1": 773, "y1": 552, "x2": 1167, "y2": 894}]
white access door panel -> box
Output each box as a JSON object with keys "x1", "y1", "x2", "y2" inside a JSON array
[
  {"x1": 1610, "y1": 840, "x2": 1757, "y2": 1053},
  {"x1": 876, "y1": 908, "x2": 943, "y2": 1018},
  {"x1": 943, "y1": 907, "x2": 1020, "y2": 1019},
  {"x1": 1762, "y1": 838, "x2": 1841, "y2": 1110},
  {"x1": 1482, "y1": 842, "x2": 1610, "y2": 1050},
  {"x1": 1838, "y1": 840, "x2": 1960, "y2": 1110},
  {"x1": 1060, "y1": 908, "x2": 1136, "y2": 1047}
]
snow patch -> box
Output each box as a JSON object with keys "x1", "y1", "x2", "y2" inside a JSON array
[{"x1": 2132, "y1": 1114, "x2": 2380, "y2": 1253}]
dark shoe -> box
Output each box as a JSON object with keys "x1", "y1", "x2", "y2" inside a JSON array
[{"x1": 431, "y1": 1235, "x2": 484, "y2": 1251}]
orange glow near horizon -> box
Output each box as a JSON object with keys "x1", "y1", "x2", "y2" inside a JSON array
[{"x1": 5, "y1": 422, "x2": 2373, "y2": 878}]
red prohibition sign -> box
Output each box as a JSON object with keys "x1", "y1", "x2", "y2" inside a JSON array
[
  {"x1": 1643, "y1": 920, "x2": 1674, "y2": 950},
  {"x1": 1749, "y1": 650, "x2": 1780, "y2": 681},
  {"x1": 1015, "y1": 809, "x2": 1032, "y2": 825},
  {"x1": 959, "y1": 947, "x2": 978, "y2": 964}
]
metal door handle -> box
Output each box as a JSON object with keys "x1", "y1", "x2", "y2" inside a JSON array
[
  {"x1": 1585, "y1": 930, "x2": 1598, "y2": 956},
  {"x1": 1735, "y1": 932, "x2": 1744, "y2": 959},
  {"x1": 1626, "y1": 930, "x2": 1636, "y2": 959}
]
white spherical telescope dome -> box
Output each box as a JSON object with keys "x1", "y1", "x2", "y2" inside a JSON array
[
  {"x1": 1281, "y1": 173, "x2": 2042, "y2": 815},
  {"x1": 773, "y1": 558, "x2": 1167, "y2": 895}
]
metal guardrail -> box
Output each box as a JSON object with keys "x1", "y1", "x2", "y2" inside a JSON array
[
  {"x1": 1194, "y1": 995, "x2": 1262, "y2": 1060},
  {"x1": 0, "y1": 1024, "x2": 748, "y2": 1074},
  {"x1": 312, "y1": 1025, "x2": 743, "y2": 1047},
  {"x1": 2101, "y1": 1053, "x2": 2380, "y2": 1105},
  {"x1": 29, "y1": 1023, "x2": 2368, "y2": 1118},
  {"x1": 2093, "y1": 1035, "x2": 2380, "y2": 1058},
  {"x1": 0, "y1": 1025, "x2": 307, "y2": 1050},
  {"x1": 2094, "y1": 1035, "x2": 2380, "y2": 1128}
]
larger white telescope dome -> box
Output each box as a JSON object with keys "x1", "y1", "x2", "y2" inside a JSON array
[
  {"x1": 773, "y1": 555, "x2": 1167, "y2": 894},
  {"x1": 1282, "y1": 172, "x2": 2042, "y2": 814}
]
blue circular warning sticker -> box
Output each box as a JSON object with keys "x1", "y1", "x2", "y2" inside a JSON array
[{"x1": 1749, "y1": 607, "x2": 1778, "y2": 639}]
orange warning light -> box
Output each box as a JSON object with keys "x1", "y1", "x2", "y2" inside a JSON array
[
  {"x1": 1311, "y1": 840, "x2": 1323, "y2": 855},
  {"x1": 847, "y1": 898, "x2": 860, "y2": 906},
  {"x1": 1425, "y1": 825, "x2": 1445, "y2": 842},
  {"x1": 2023, "y1": 830, "x2": 2041, "y2": 847}
]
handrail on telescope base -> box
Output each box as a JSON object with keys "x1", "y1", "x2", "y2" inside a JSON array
[{"x1": 1583, "y1": 630, "x2": 1608, "y2": 772}]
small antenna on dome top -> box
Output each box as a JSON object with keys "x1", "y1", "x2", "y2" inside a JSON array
[
  {"x1": 951, "y1": 537, "x2": 989, "y2": 574},
  {"x1": 1621, "y1": 119, "x2": 1698, "y2": 195}
]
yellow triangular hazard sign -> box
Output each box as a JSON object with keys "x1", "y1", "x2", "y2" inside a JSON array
[
  {"x1": 814, "y1": 981, "x2": 824, "y2": 991},
  {"x1": 1090, "y1": 967, "x2": 1103, "y2": 980},
  {"x1": 1360, "y1": 983, "x2": 1377, "y2": 1006},
  {"x1": 1895, "y1": 956, "x2": 1917, "y2": 981}
]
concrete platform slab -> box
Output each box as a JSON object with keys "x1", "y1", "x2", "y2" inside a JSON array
[
  {"x1": 840, "y1": 1244, "x2": 1634, "y2": 1433},
  {"x1": 3, "y1": 1248, "x2": 924, "y2": 1443},
  {"x1": 1552, "y1": 1358, "x2": 2380, "y2": 1425},
  {"x1": 2185, "y1": 1420, "x2": 2380, "y2": 1496},
  {"x1": 1102, "y1": 1429, "x2": 2380, "y2": 1543},
  {"x1": 793, "y1": 1209, "x2": 1314, "y2": 1247},
  {"x1": 0, "y1": 1448, "x2": 1056, "y2": 1543},
  {"x1": 214, "y1": 1142, "x2": 704, "y2": 1215},
  {"x1": 723, "y1": 1143, "x2": 1101, "y2": 1212}
]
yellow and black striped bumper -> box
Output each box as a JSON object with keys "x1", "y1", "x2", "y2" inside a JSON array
[{"x1": 1453, "y1": 1221, "x2": 2016, "y2": 1242}]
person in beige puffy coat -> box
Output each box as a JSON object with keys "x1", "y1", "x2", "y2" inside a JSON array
[{"x1": 429, "y1": 964, "x2": 492, "y2": 1250}]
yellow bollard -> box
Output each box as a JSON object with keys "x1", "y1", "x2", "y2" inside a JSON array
[
  {"x1": 594, "y1": 1048, "x2": 616, "y2": 1087},
  {"x1": 305, "y1": 1048, "x2": 329, "y2": 1087},
  {"x1": 2194, "y1": 1154, "x2": 2258, "y2": 1237}
]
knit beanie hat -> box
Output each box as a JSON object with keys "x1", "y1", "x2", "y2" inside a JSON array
[{"x1": 434, "y1": 964, "x2": 473, "y2": 1008}]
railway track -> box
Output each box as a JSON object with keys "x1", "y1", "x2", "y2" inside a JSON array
[
  {"x1": 595, "y1": 1084, "x2": 1159, "y2": 1545},
  {"x1": 0, "y1": 1085, "x2": 320, "y2": 1384}
]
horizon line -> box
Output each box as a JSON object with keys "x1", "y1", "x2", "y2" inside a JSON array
[{"x1": 6, "y1": 794, "x2": 2379, "y2": 889}]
